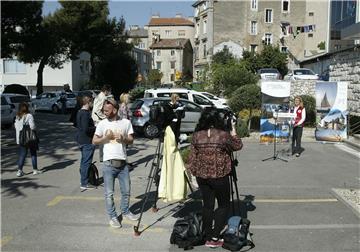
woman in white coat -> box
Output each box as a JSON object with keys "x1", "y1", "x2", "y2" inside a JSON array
[{"x1": 14, "y1": 102, "x2": 41, "y2": 177}]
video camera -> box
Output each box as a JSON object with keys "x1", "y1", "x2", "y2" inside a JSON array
[
  {"x1": 217, "y1": 108, "x2": 238, "y2": 132},
  {"x1": 149, "y1": 102, "x2": 185, "y2": 131}
]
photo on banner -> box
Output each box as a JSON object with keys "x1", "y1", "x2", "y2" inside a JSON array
[
  {"x1": 315, "y1": 82, "x2": 348, "y2": 142},
  {"x1": 260, "y1": 81, "x2": 291, "y2": 143}
]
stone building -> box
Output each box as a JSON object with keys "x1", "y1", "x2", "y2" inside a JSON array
[
  {"x1": 126, "y1": 25, "x2": 149, "y2": 50},
  {"x1": 192, "y1": 0, "x2": 330, "y2": 73},
  {"x1": 150, "y1": 38, "x2": 193, "y2": 84}
]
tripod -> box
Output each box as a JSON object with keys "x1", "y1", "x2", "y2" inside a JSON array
[
  {"x1": 229, "y1": 153, "x2": 241, "y2": 214},
  {"x1": 262, "y1": 113, "x2": 288, "y2": 162},
  {"x1": 134, "y1": 128, "x2": 194, "y2": 236}
]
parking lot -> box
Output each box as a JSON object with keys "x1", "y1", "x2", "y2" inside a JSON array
[{"x1": 1, "y1": 112, "x2": 359, "y2": 251}]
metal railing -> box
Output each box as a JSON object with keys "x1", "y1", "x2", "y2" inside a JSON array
[{"x1": 349, "y1": 117, "x2": 360, "y2": 136}]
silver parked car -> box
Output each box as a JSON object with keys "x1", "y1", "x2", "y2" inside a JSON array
[
  {"x1": 258, "y1": 68, "x2": 282, "y2": 80},
  {"x1": 284, "y1": 68, "x2": 319, "y2": 80},
  {"x1": 1, "y1": 95, "x2": 16, "y2": 128},
  {"x1": 130, "y1": 97, "x2": 203, "y2": 138},
  {"x1": 1, "y1": 93, "x2": 35, "y2": 114},
  {"x1": 32, "y1": 92, "x2": 77, "y2": 113}
]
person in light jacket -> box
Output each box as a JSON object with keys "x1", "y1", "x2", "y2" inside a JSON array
[{"x1": 14, "y1": 102, "x2": 41, "y2": 177}]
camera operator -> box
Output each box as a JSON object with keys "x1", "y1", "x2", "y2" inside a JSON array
[
  {"x1": 187, "y1": 108, "x2": 243, "y2": 248},
  {"x1": 163, "y1": 94, "x2": 184, "y2": 144}
]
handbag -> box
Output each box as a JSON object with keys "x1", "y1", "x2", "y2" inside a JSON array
[{"x1": 19, "y1": 116, "x2": 39, "y2": 147}]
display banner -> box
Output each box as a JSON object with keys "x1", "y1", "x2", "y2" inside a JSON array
[
  {"x1": 260, "y1": 81, "x2": 291, "y2": 143},
  {"x1": 315, "y1": 82, "x2": 348, "y2": 142}
]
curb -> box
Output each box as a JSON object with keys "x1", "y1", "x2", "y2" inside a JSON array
[{"x1": 331, "y1": 188, "x2": 360, "y2": 218}]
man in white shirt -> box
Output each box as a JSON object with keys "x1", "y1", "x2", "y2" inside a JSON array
[
  {"x1": 92, "y1": 85, "x2": 112, "y2": 162},
  {"x1": 92, "y1": 98, "x2": 138, "y2": 228}
]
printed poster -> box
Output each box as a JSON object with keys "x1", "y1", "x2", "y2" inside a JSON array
[
  {"x1": 260, "y1": 81, "x2": 291, "y2": 143},
  {"x1": 315, "y1": 82, "x2": 348, "y2": 142}
]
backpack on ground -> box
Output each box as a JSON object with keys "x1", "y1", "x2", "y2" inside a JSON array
[
  {"x1": 88, "y1": 162, "x2": 99, "y2": 186},
  {"x1": 170, "y1": 212, "x2": 205, "y2": 250},
  {"x1": 222, "y1": 216, "x2": 255, "y2": 251}
]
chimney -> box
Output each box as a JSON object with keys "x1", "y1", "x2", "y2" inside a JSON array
[
  {"x1": 152, "y1": 13, "x2": 160, "y2": 18},
  {"x1": 130, "y1": 25, "x2": 139, "y2": 30},
  {"x1": 175, "y1": 13, "x2": 182, "y2": 18}
]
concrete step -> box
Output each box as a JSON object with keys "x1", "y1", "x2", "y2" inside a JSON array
[{"x1": 343, "y1": 136, "x2": 360, "y2": 151}]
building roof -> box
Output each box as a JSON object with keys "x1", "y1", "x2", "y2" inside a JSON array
[
  {"x1": 127, "y1": 27, "x2": 148, "y2": 38},
  {"x1": 148, "y1": 18, "x2": 194, "y2": 27},
  {"x1": 192, "y1": 0, "x2": 205, "y2": 7},
  {"x1": 150, "y1": 38, "x2": 190, "y2": 49}
]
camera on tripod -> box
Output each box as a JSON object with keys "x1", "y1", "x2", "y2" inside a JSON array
[
  {"x1": 217, "y1": 108, "x2": 237, "y2": 132},
  {"x1": 149, "y1": 102, "x2": 185, "y2": 132}
]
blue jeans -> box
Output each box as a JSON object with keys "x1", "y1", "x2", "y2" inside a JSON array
[
  {"x1": 18, "y1": 145, "x2": 37, "y2": 171},
  {"x1": 103, "y1": 162, "x2": 131, "y2": 219},
  {"x1": 79, "y1": 144, "x2": 95, "y2": 186}
]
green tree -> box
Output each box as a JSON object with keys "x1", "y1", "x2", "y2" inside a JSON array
[
  {"x1": 212, "y1": 47, "x2": 235, "y2": 65},
  {"x1": 147, "y1": 69, "x2": 163, "y2": 87},
  {"x1": 1, "y1": 1, "x2": 43, "y2": 58},
  {"x1": 228, "y1": 84, "x2": 261, "y2": 129}
]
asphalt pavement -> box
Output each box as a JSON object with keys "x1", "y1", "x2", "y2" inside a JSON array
[{"x1": 1, "y1": 112, "x2": 359, "y2": 252}]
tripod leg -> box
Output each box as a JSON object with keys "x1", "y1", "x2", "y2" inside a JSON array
[
  {"x1": 184, "y1": 171, "x2": 194, "y2": 194},
  {"x1": 134, "y1": 136, "x2": 163, "y2": 233}
]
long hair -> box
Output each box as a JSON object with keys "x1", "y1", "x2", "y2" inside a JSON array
[
  {"x1": 195, "y1": 108, "x2": 224, "y2": 132},
  {"x1": 294, "y1": 96, "x2": 304, "y2": 108},
  {"x1": 171, "y1": 93, "x2": 179, "y2": 104},
  {"x1": 120, "y1": 93, "x2": 129, "y2": 105},
  {"x1": 17, "y1": 102, "x2": 29, "y2": 118}
]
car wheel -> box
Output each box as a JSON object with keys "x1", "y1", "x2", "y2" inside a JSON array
[
  {"x1": 144, "y1": 123, "x2": 160, "y2": 139},
  {"x1": 52, "y1": 105, "x2": 59, "y2": 114}
]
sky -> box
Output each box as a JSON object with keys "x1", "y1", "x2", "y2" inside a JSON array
[{"x1": 42, "y1": 1, "x2": 194, "y2": 28}]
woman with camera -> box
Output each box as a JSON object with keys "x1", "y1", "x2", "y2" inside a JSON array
[{"x1": 187, "y1": 108, "x2": 243, "y2": 248}]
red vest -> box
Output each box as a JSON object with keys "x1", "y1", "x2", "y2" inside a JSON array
[{"x1": 295, "y1": 107, "x2": 304, "y2": 127}]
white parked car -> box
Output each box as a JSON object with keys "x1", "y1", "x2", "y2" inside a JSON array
[
  {"x1": 1, "y1": 93, "x2": 35, "y2": 114},
  {"x1": 32, "y1": 92, "x2": 77, "y2": 113},
  {"x1": 200, "y1": 92, "x2": 228, "y2": 107},
  {"x1": 1, "y1": 95, "x2": 16, "y2": 128},
  {"x1": 257, "y1": 68, "x2": 282, "y2": 80},
  {"x1": 284, "y1": 68, "x2": 319, "y2": 80}
]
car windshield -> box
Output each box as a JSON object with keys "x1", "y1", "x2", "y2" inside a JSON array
[
  {"x1": 10, "y1": 96, "x2": 30, "y2": 103},
  {"x1": 144, "y1": 92, "x2": 153, "y2": 98},
  {"x1": 130, "y1": 100, "x2": 144, "y2": 110},
  {"x1": 202, "y1": 93, "x2": 218, "y2": 100},
  {"x1": 294, "y1": 69, "x2": 314, "y2": 75},
  {"x1": 260, "y1": 69, "x2": 279, "y2": 74}
]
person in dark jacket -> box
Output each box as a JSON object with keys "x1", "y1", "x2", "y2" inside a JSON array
[
  {"x1": 76, "y1": 95, "x2": 96, "y2": 191},
  {"x1": 163, "y1": 94, "x2": 184, "y2": 144},
  {"x1": 187, "y1": 108, "x2": 243, "y2": 248}
]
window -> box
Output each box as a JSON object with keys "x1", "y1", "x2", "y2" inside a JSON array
[
  {"x1": 196, "y1": 23, "x2": 200, "y2": 37},
  {"x1": 282, "y1": 0, "x2": 289, "y2": 12},
  {"x1": 308, "y1": 33, "x2": 313, "y2": 38},
  {"x1": 178, "y1": 93, "x2": 189, "y2": 99},
  {"x1": 80, "y1": 60, "x2": 85, "y2": 73},
  {"x1": 250, "y1": 21, "x2": 257, "y2": 35},
  {"x1": 265, "y1": 9, "x2": 273, "y2": 23},
  {"x1": 193, "y1": 94, "x2": 212, "y2": 106},
  {"x1": 3, "y1": 59, "x2": 26, "y2": 73},
  {"x1": 264, "y1": 33, "x2": 272, "y2": 45},
  {"x1": 203, "y1": 19, "x2": 207, "y2": 34},
  {"x1": 203, "y1": 44, "x2": 207, "y2": 58},
  {"x1": 170, "y1": 61, "x2": 176, "y2": 69},
  {"x1": 251, "y1": 0, "x2": 258, "y2": 11},
  {"x1": 157, "y1": 50, "x2": 161, "y2": 56},
  {"x1": 171, "y1": 50, "x2": 175, "y2": 56},
  {"x1": 178, "y1": 30, "x2": 186, "y2": 36},
  {"x1": 171, "y1": 74, "x2": 175, "y2": 81},
  {"x1": 85, "y1": 61, "x2": 90, "y2": 72},
  {"x1": 309, "y1": 12, "x2": 314, "y2": 16},
  {"x1": 156, "y1": 61, "x2": 161, "y2": 70},
  {"x1": 165, "y1": 30, "x2": 171, "y2": 36},
  {"x1": 139, "y1": 42, "x2": 145, "y2": 49},
  {"x1": 250, "y1": 44, "x2": 258, "y2": 53},
  {"x1": 281, "y1": 46, "x2": 288, "y2": 53},
  {"x1": 194, "y1": 47, "x2": 199, "y2": 60},
  {"x1": 143, "y1": 55, "x2": 147, "y2": 64}
]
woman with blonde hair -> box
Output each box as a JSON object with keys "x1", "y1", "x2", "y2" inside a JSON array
[
  {"x1": 292, "y1": 96, "x2": 306, "y2": 157},
  {"x1": 118, "y1": 93, "x2": 130, "y2": 120},
  {"x1": 14, "y1": 102, "x2": 41, "y2": 177}
]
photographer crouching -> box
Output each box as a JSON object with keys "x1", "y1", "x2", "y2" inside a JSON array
[{"x1": 187, "y1": 108, "x2": 243, "y2": 248}]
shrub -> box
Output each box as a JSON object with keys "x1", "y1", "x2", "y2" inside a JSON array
[
  {"x1": 236, "y1": 119, "x2": 250, "y2": 137},
  {"x1": 180, "y1": 146, "x2": 191, "y2": 164},
  {"x1": 300, "y1": 95, "x2": 316, "y2": 127},
  {"x1": 129, "y1": 87, "x2": 145, "y2": 101}
]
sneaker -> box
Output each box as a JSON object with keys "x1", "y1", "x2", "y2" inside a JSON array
[
  {"x1": 205, "y1": 238, "x2": 224, "y2": 248},
  {"x1": 122, "y1": 211, "x2": 139, "y2": 221},
  {"x1": 33, "y1": 169, "x2": 42, "y2": 175},
  {"x1": 16, "y1": 170, "x2": 24, "y2": 177},
  {"x1": 80, "y1": 184, "x2": 97, "y2": 191},
  {"x1": 295, "y1": 153, "x2": 300, "y2": 157},
  {"x1": 109, "y1": 217, "x2": 122, "y2": 228}
]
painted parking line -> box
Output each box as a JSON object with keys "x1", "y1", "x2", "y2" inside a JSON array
[
  {"x1": 1, "y1": 236, "x2": 13, "y2": 248},
  {"x1": 335, "y1": 144, "x2": 360, "y2": 158},
  {"x1": 47, "y1": 195, "x2": 338, "y2": 207}
]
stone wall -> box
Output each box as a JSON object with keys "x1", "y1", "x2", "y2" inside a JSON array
[
  {"x1": 329, "y1": 48, "x2": 360, "y2": 116},
  {"x1": 290, "y1": 80, "x2": 316, "y2": 101}
]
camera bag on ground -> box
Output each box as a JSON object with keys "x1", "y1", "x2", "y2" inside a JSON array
[
  {"x1": 170, "y1": 212, "x2": 205, "y2": 250},
  {"x1": 88, "y1": 162, "x2": 99, "y2": 186},
  {"x1": 222, "y1": 216, "x2": 255, "y2": 251}
]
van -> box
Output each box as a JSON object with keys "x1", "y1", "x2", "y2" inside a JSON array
[{"x1": 144, "y1": 88, "x2": 229, "y2": 109}]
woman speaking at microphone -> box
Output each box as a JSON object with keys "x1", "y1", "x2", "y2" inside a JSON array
[{"x1": 292, "y1": 96, "x2": 306, "y2": 157}]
